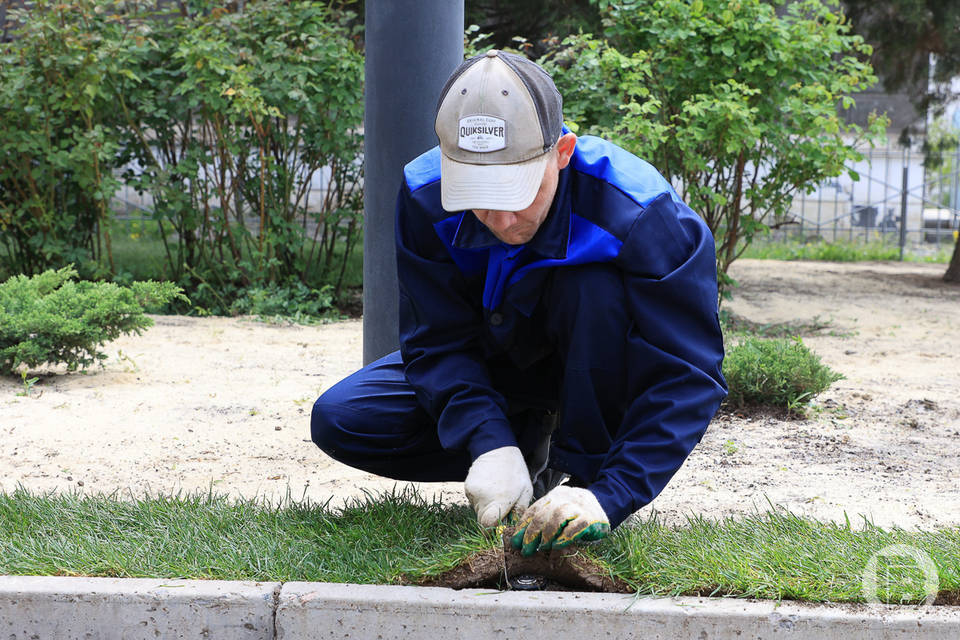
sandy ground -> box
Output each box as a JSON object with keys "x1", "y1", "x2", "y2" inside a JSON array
[{"x1": 2, "y1": 259, "x2": 958, "y2": 532}]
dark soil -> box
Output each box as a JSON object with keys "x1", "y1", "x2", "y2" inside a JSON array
[
  {"x1": 720, "y1": 310, "x2": 836, "y2": 338},
  {"x1": 415, "y1": 530, "x2": 631, "y2": 593},
  {"x1": 417, "y1": 546, "x2": 631, "y2": 592}
]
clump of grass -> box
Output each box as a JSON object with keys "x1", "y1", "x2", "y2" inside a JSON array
[
  {"x1": 741, "y1": 236, "x2": 956, "y2": 264},
  {"x1": 227, "y1": 281, "x2": 338, "y2": 325},
  {"x1": 913, "y1": 240, "x2": 957, "y2": 264},
  {"x1": 0, "y1": 487, "x2": 956, "y2": 605},
  {"x1": 743, "y1": 238, "x2": 901, "y2": 262},
  {"x1": 723, "y1": 336, "x2": 843, "y2": 413}
]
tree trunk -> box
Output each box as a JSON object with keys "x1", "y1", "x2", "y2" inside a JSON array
[{"x1": 944, "y1": 235, "x2": 960, "y2": 282}]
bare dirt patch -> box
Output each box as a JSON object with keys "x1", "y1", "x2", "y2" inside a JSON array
[
  {"x1": 416, "y1": 547, "x2": 630, "y2": 592},
  {"x1": 1, "y1": 259, "x2": 958, "y2": 533},
  {"x1": 416, "y1": 530, "x2": 630, "y2": 592},
  {"x1": 660, "y1": 259, "x2": 960, "y2": 533}
]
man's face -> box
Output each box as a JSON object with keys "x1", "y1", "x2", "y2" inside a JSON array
[
  {"x1": 471, "y1": 133, "x2": 577, "y2": 246},
  {"x1": 472, "y1": 154, "x2": 560, "y2": 246}
]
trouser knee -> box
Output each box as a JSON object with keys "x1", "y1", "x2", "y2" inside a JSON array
[
  {"x1": 307, "y1": 352, "x2": 471, "y2": 482},
  {"x1": 310, "y1": 390, "x2": 346, "y2": 460}
]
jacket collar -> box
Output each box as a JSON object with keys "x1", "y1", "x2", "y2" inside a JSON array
[{"x1": 450, "y1": 165, "x2": 572, "y2": 259}]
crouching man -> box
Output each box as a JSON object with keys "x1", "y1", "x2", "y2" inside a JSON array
[{"x1": 311, "y1": 50, "x2": 727, "y2": 555}]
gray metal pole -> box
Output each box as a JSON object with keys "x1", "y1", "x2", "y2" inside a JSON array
[
  {"x1": 363, "y1": 0, "x2": 464, "y2": 365},
  {"x1": 951, "y1": 144, "x2": 960, "y2": 237},
  {"x1": 899, "y1": 166, "x2": 909, "y2": 261}
]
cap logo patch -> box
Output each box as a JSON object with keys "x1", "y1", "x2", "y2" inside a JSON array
[{"x1": 458, "y1": 115, "x2": 506, "y2": 153}]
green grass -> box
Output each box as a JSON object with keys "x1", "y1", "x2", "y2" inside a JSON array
[
  {"x1": 607, "y1": 507, "x2": 960, "y2": 604},
  {"x1": 109, "y1": 219, "x2": 363, "y2": 289},
  {"x1": 109, "y1": 219, "x2": 172, "y2": 282},
  {"x1": 0, "y1": 487, "x2": 956, "y2": 604},
  {"x1": 0, "y1": 486, "x2": 486, "y2": 584},
  {"x1": 742, "y1": 236, "x2": 956, "y2": 263},
  {"x1": 106, "y1": 218, "x2": 364, "y2": 318}
]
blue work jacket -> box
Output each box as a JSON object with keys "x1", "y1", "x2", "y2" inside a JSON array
[{"x1": 395, "y1": 135, "x2": 727, "y2": 527}]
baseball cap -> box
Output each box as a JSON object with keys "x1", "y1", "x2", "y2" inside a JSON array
[{"x1": 435, "y1": 49, "x2": 563, "y2": 212}]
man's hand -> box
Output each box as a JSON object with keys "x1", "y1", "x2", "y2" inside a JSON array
[
  {"x1": 510, "y1": 486, "x2": 610, "y2": 556},
  {"x1": 464, "y1": 446, "x2": 533, "y2": 527}
]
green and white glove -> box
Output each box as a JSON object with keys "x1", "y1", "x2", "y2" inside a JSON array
[
  {"x1": 464, "y1": 445, "x2": 534, "y2": 528},
  {"x1": 511, "y1": 485, "x2": 610, "y2": 556}
]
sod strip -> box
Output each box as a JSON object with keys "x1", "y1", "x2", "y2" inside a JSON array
[{"x1": 0, "y1": 487, "x2": 956, "y2": 605}]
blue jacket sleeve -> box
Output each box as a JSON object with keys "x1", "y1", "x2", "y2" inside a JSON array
[
  {"x1": 395, "y1": 182, "x2": 517, "y2": 461},
  {"x1": 589, "y1": 193, "x2": 728, "y2": 528}
]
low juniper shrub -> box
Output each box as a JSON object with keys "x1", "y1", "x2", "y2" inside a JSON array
[
  {"x1": 723, "y1": 336, "x2": 843, "y2": 413},
  {"x1": 0, "y1": 267, "x2": 186, "y2": 374}
]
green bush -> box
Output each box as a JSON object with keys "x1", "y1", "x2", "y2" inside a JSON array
[
  {"x1": 0, "y1": 0, "x2": 125, "y2": 277},
  {"x1": 0, "y1": 0, "x2": 363, "y2": 314},
  {"x1": 0, "y1": 267, "x2": 186, "y2": 374},
  {"x1": 723, "y1": 337, "x2": 843, "y2": 412},
  {"x1": 538, "y1": 34, "x2": 636, "y2": 137},
  {"x1": 115, "y1": 0, "x2": 364, "y2": 298},
  {"x1": 542, "y1": 0, "x2": 888, "y2": 300}
]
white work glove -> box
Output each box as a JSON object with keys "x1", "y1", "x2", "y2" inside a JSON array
[
  {"x1": 511, "y1": 485, "x2": 610, "y2": 556},
  {"x1": 464, "y1": 445, "x2": 534, "y2": 528}
]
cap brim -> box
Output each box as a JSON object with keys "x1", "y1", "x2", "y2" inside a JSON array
[{"x1": 440, "y1": 153, "x2": 550, "y2": 212}]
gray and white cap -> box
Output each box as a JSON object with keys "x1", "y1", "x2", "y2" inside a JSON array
[{"x1": 435, "y1": 49, "x2": 563, "y2": 212}]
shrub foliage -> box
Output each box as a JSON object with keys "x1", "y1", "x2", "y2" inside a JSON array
[
  {"x1": 0, "y1": 267, "x2": 186, "y2": 374},
  {"x1": 723, "y1": 337, "x2": 843, "y2": 412},
  {"x1": 540, "y1": 0, "x2": 888, "y2": 299},
  {"x1": 111, "y1": 0, "x2": 364, "y2": 295},
  {"x1": 0, "y1": 0, "x2": 123, "y2": 277},
  {"x1": 0, "y1": 0, "x2": 363, "y2": 310}
]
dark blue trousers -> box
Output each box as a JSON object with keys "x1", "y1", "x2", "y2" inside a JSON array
[{"x1": 310, "y1": 264, "x2": 631, "y2": 486}]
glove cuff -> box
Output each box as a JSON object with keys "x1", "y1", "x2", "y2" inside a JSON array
[{"x1": 466, "y1": 418, "x2": 517, "y2": 461}]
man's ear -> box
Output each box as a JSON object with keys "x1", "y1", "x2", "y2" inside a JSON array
[{"x1": 555, "y1": 132, "x2": 577, "y2": 170}]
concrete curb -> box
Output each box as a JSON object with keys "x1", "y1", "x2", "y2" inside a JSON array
[
  {"x1": 1, "y1": 577, "x2": 958, "y2": 639},
  {"x1": 277, "y1": 582, "x2": 960, "y2": 640},
  {"x1": 0, "y1": 576, "x2": 279, "y2": 639}
]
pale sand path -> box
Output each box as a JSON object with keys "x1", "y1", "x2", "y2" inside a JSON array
[{"x1": 2, "y1": 259, "x2": 958, "y2": 530}]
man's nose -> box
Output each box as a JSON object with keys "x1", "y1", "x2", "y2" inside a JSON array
[{"x1": 486, "y1": 212, "x2": 516, "y2": 231}]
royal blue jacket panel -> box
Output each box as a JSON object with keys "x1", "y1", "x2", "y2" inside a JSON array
[{"x1": 395, "y1": 136, "x2": 727, "y2": 527}]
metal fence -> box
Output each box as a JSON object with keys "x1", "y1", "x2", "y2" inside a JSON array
[
  {"x1": 776, "y1": 140, "x2": 960, "y2": 258},
  {"x1": 110, "y1": 137, "x2": 960, "y2": 261}
]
